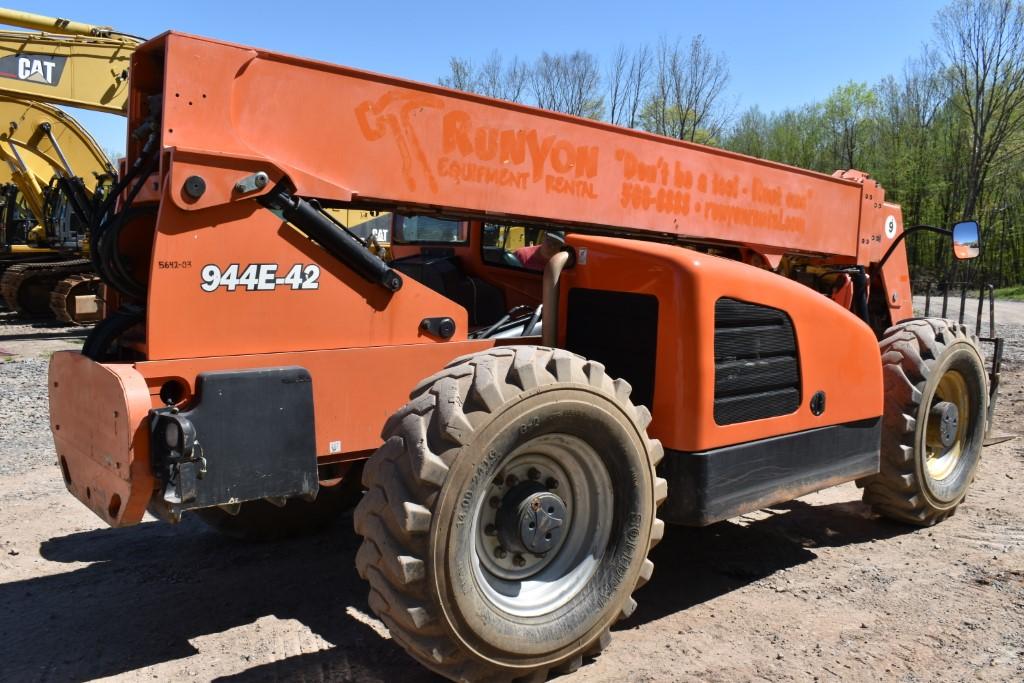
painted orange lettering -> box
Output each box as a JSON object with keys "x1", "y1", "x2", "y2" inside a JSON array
[
  {"x1": 576, "y1": 146, "x2": 599, "y2": 178},
  {"x1": 526, "y1": 131, "x2": 554, "y2": 182},
  {"x1": 442, "y1": 111, "x2": 474, "y2": 156},
  {"x1": 551, "y1": 140, "x2": 575, "y2": 174},
  {"x1": 499, "y1": 130, "x2": 526, "y2": 165},
  {"x1": 474, "y1": 127, "x2": 498, "y2": 161}
]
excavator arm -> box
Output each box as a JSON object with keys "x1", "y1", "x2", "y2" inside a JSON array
[
  {"x1": 0, "y1": 8, "x2": 138, "y2": 324},
  {"x1": 0, "y1": 93, "x2": 114, "y2": 241},
  {"x1": 0, "y1": 8, "x2": 140, "y2": 114}
]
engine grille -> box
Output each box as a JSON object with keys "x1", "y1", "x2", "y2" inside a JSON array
[{"x1": 714, "y1": 298, "x2": 800, "y2": 425}]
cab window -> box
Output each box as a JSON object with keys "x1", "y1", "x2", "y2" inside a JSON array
[
  {"x1": 393, "y1": 215, "x2": 468, "y2": 244},
  {"x1": 481, "y1": 223, "x2": 561, "y2": 272}
]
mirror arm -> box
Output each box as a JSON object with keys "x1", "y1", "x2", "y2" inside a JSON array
[{"x1": 876, "y1": 224, "x2": 950, "y2": 270}]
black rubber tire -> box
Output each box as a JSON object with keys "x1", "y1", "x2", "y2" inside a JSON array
[
  {"x1": 353, "y1": 346, "x2": 666, "y2": 682},
  {"x1": 860, "y1": 318, "x2": 988, "y2": 526},
  {"x1": 194, "y1": 468, "x2": 363, "y2": 541}
]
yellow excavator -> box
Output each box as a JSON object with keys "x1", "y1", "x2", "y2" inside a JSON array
[
  {"x1": 0, "y1": 95, "x2": 116, "y2": 322},
  {"x1": 0, "y1": 8, "x2": 137, "y2": 114},
  {"x1": 0, "y1": 8, "x2": 139, "y2": 323}
]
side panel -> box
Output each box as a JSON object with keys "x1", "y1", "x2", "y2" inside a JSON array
[
  {"x1": 560, "y1": 235, "x2": 884, "y2": 453},
  {"x1": 141, "y1": 32, "x2": 865, "y2": 257},
  {"x1": 144, "y1": 189, "x2": 473, "y2": 360}
]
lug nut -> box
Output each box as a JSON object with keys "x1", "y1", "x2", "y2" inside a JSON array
[
  {"x1": 495, "y1": 547, "x2": 507, "y2": 559},
  {"x1": 545, "y1": 477, "x2": 558, "y2": 490},
  {"x1": 513, "y1": 554, "x2": 526, "y2": 567},
  {"x1": 493, "y1": 475, "x2": 504, "y2": 487},
  {"x1": 505, "y1": 474, "x2": 519, "y2": 487},
  {"x1": 527, "y1": 467, "x2": 541, "y2": 480},
  {"x1": 484, "y1": 524, "x2": 496, "y2": 536},
  {"x1": 489, "y1": 496, "x2": 500, "y2": 509}
]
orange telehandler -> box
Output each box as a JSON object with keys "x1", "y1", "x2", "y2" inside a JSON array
[{"x1": 47, "y1": 31, "x2": 1002, "y2": 681}]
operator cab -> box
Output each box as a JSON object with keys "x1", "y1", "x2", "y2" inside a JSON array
[{"x1": 381, "y1": 213, "x2": 551, "y2": 339}]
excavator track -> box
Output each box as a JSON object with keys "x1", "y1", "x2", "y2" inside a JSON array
[
  {"x1": 50, "y1": 272, "x2": 103, "y2": 325},
  {"x1": 1, "y1": 259, "x2": 95, "y2": 323}
]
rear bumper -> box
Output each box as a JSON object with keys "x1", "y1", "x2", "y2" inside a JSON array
[
  {"x1": 49, "y1": 353, "x2": 322, "y2": 526},
  {"x1": 48, "y1": 351, "x2": 156, "y2": 526}
]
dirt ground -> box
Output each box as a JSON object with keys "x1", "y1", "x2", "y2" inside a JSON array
[{"x1": 1, "y1": 306, "x2": 1022, "y2": 683}]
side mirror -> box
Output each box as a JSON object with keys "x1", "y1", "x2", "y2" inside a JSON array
[{"x1": 952, "y1": 220, "x2": 980, "y2": 260}]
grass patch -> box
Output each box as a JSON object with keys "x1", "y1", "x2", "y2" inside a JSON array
[{"x1": 993, "y1": 285, "x2": 1024, "y2": 301}]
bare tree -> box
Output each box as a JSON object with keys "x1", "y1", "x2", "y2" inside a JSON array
[
  {"x1": 475, "y1": 51, "x2": 530, "y2": 103},
  {"x1": 477, "y1": 51, "x2": 504, "y2": 98},
  {"x1": 439, "y1": 57, "x2": 475, "y2": 92},
  {"x1": 531, "y1": 50, "x2": 603, "y2": 119},
  {"x1": 625, "y1": 44, "x2": 652, "y2": 129},
  {"x1": 607, "y1": 44, "x2": 653, "y2": 128},
  {"x1": 643, "y1": 37, "x2": 675, "y2": 136},
  {"x1": 935, "y1": 0, "x2": 1024, "y2": 217},
  {"x1": 503, "y1": 57, "x2": 530, "y2": 104},
  {"x1": 642, "y1": 35, "x2": 729, "y2": 141},
  {"x1": 606, "y1": 44, "x2": 629, "y2": 125},
  {"x1": 675, "y1": 35, "x2": 730, "y2": 141},
  {"x1": 439, "y1": 53, "x2": 529, "y2": 103}
]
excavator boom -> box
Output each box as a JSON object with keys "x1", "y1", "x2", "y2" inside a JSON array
[
  {"x1": 0, "y1": 8, "x2": 140, "y2": 114},
  {"x1": 0, "y1": 94, "x2": 113, "y2": 322},
  {"x1": 0, "y1": 8, "x2": 117, "y2": 37},
  {"x1": 0, "y1": 93, "x2": 114, "y2": 191}
]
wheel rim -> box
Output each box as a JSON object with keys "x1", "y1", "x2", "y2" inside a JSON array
[
  {"x1": 471, "y1": 433, "x2": 613, "y2": 618},
  {"x1": 925, "y1": 369, "x2": 970, "y2": 481}
]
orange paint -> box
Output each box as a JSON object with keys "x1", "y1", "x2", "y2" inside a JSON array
[
  {"x1": 48, "y1": 31, "x2": 917, "y2": 526},
  {"x1": 559, "y1": 236, "x2": 883, "y2": 452}
]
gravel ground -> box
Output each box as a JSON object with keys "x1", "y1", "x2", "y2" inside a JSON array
[
  {"x1": 0, "y1": 312, "x2": 84, "y2": 477},
  {"x1": 0, "y1": 304, "x2": 1021, "y2": 682}
]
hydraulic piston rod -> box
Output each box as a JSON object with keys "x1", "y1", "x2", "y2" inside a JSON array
[{"x1": 259, "y1": 184, "x2": 403, "y2": 293}]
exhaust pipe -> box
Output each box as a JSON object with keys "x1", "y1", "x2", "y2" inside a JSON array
[{"x1": 541, "y1": 251, "x2": 570, "y2": 348}]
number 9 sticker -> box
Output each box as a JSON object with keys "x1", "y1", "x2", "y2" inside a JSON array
[
  {"x1": 884, "y1": 215, "x2": 898, "y2": 239},
  {"x1": 200, "y1": 263, "x2": 320, "y2": 292}
]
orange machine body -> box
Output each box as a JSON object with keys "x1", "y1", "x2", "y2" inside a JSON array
[{"x1": 51, "y1": 32, "x2": 902, "y2": 527}]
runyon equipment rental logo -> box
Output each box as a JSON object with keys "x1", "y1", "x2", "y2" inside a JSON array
[{"x1": 0, "y1": 53, "x2": 67, "y2": 86}]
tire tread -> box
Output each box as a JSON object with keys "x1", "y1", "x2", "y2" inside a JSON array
[{"x1": 354, "y1": 345, "x2": 663, "y2": 681}]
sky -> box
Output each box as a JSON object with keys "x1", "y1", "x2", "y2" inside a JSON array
[{"x1": 30, "y1": 0, "x2": 952, "y2": 155}]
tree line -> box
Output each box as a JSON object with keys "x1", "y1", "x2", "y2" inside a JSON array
[{"x1": 439, "y1": 0, "x2": 1024, "y2": 288}]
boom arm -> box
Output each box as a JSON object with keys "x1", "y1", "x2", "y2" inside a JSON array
[
  {"x1": 0, "y1": 8, "x2": 140, "y2": 114},
  {"x1": 0, "y1": 94, "x2": 114, "y2": 226},
  {"x1": 136, "y1": 32, "x2": 890, "y2": 261},
  {"x1": 0, "y1": 8, "x2": 118, "y2": 37}
]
